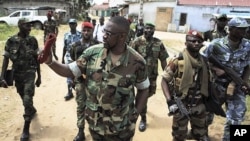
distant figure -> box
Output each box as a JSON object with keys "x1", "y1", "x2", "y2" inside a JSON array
[
  {"x1": 91, "y1": 19, "x2": 96, "y2": 28},
  {"x1": 135, "y1": 17, "x2": 144, "y2": 37},
  {"x1": 203, "y1": 14, "x2": 228, "y2": 42},
  {"x1": 93, "y1": 16, "x2": 105, "y2": 43},
  {"x1": 43, "y1": 11, "x2": 59, "y2": 60}
]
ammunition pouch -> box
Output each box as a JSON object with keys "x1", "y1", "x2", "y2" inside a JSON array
[{"x1": 186, "y1": 93, "x2": 203, "y2": 107}]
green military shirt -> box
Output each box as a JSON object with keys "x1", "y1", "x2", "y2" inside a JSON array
[
  {"x1": 44, "y1": 19, "x2": 58, "y2": 38},
  {"x1": 130, "y1": 36, "x2": 169, "y2": 78},
  {"x1": 68, "y1": 44, "x2": 149, "y2": 135},
  {"x1": 4, "y1": 35, "x2": 39, "y2": 73}
]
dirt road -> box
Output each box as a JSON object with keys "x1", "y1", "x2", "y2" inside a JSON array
[{"x1": 0, "y1": 24, "x2": 224, "y2": 141}]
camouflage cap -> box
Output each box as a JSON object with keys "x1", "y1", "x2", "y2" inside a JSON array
[
  {"x1": 145, "y1": 22, "x2": 155, "y2": 27},
  {"x1": 18, "y1": 18, "x2": 32, "y2": 25},
  {"x1": 228, "y1": 17, "x2": 250, "y2": 28},
  {"x1": 217, "y1": 14, "x2": 227, "y2": 20},
  {"x1": 186, "y1": 30, "x2": 204, "y2": 41}
]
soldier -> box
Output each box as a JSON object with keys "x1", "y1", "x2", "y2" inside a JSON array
[
  {"x1": 62, "y1": 18, "x2": 82, "y2": 101},
  {"x1": 41, "y1": 16, "x2": 149, "y2": 141},
  {"x1": 0, "y1": 18, "x2": 41, "y2": 141},
  {"x1": 161, "y1": 30, "x2": 209, "y2": 141},
  {"x1": 70, "y1": 21, "x2": 98, "y2": 141},
  {"x1": 130, "y1": 22, "x2": 169, "y2": 132},
  {"x1": 203, "y1": 14, "x2": 228, "y2": 42},
  {"x1": 126, "y1": 18, "x2": 135, "y2": 45},
  {"x1": 135, "y1": 17, "x2": 144, "y2": 37},
  {"x1": 201, "y1": 17, "x2": 250, "y2": 141},
  {"x1": 44, "y1": 11, "x2": 59, "y2": 60}
]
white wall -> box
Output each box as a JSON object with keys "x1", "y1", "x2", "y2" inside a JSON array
[{"x1": 129, "y1": 2, "x2": 176, "y2": 24}]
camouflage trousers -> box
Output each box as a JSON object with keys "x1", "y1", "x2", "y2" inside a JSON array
[
  {"x1": 172, "y1": 102, "x2": 207, "y2": 141},
  {"x1": 140, "y1": 77, "x2": 157, "y2": 117},
  {"x1": 89, "y1": 126, "x2": 135, "y2": 141},
  {"x1": 14, "y1": 72, "x2": 36, "y2": 122},
  {"x1": 75, "y1": 82, "x2": 87, "y2": 128},
  {"x1": 222, "y1": 90, "x2": 246, "y2": 141}
]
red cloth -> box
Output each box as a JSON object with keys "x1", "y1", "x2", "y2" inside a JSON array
[{"x1": 37, "y1": 33, "x2": 56, "y2": 64}]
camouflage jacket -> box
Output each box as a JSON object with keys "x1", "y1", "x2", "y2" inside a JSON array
[
  {"x1": 70, "y1": 44, "x2": 149, "y2": 135},
  {"x1": 44, "y1": 19, "x2": 58, "y2": 38},
  {"x1": 4, "y1": 35, "x2": 39, "y2": 73},
  {"x1": 70, "y1": 40, "x2": 98, "y2": 61},
  {"x1": 130, "y1": 36, "x2": 169, "y2": 78}
]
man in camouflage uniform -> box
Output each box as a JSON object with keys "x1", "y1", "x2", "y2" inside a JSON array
[
  {"x1": 126, "y1": 18, "x2": 135, "y2": 45},
  {"x1": 44, "y1": 11, "x2": 59, "y2": 60},
  {"x1": 62, "y1": 18, "x2": 82, "y2": 101},
  {"x1": 201, "y1": 17, "x2": 250, "y2": 141},
  {"x1": 203, "y1": 14, "x2": 228, "y2": 42},
  {"x1": 161, "y1": 30, "x2": 209, "y2": 141},
  {"x1": 43, "y1": 16, "x2": 149, "y2": 141},
  {"x1": 69, "y1": 21, "x2": 98, "y2": 141},
  {"x1": 130, "y1": 22, "x2": 169, "y2": 132},
  {"x1": 0, "y1": 18, "x2": 41, "y2": 141}
]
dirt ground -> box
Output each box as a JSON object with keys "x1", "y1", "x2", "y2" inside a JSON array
[{"x1": 0, "y1": 24, "x2": 226, "y2": 141}]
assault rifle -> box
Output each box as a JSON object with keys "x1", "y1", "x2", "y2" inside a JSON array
[
  {"x1": 208, "y1": 54, "x2": 250, "y2": 95},
  {"x1": 168, "y1": 91, "x2": 190, "y2": 120}
]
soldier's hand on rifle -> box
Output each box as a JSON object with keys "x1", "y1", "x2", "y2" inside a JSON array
[
  {"x1": 167, "y1": 99, "x2": 178, "y2": 114},
  {"x1": 211, "y1": 66, "x2": 225, "y2": 76}
]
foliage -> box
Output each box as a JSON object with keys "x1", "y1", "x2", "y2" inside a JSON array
[{"x1": 0, "y1": 24, "x2": 18, "y2": 41}]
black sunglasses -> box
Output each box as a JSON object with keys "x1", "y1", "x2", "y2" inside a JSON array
[{"x1": 187, "y1": 40, "x2": 203, "y2": 44}]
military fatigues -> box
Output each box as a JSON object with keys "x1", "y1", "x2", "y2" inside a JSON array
[
  {"x1": 68, "y1": 44, "x2": 149, "y2": 141},
  {"x1": 70, "y1": 40, "x2": 98, "y2": 129},
  {"x1": 44, "y1": 19, "x2": 58, "y2": 59},
  {"x1": 203, "y1": 36, "x2": 250, "y2": 141},
  {"x1": 203, "y1": 28, "x2": 228, "y2": 42},
  {"x1": 162, "y1": 50, "x2": 208, "y2": 141},
  {"x1": 4, "y1": 35, "x2": 39, "y2": 122},
  {"x1": 126, "y1": 29, "x2": 135, "y2": 45},
  {"x1": 63, "y1": 31, "x2": 82, "y2": 88},
  {"x1": 130, "y1": 36, "x2": 169, "y2": 117}
]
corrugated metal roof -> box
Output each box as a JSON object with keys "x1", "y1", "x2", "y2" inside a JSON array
[{"x1": 178, "y1": 0, "x2": 250, "y2": 7}]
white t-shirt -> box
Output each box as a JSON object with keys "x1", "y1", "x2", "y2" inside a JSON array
[{"x1": 93, "y1": 24, "x2": 105, "y2": 43}]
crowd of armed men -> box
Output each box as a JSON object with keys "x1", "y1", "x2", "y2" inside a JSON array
[{"x1": 1, "y1": 11, "x2": 250, "y2": 141}]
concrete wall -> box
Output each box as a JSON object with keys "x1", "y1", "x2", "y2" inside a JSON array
[{"x1": 129, "y1": 2, "x2": 176, "y2": 23}]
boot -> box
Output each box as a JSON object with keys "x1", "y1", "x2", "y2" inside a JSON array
[
  {"x1": 138, "y1": 115, "x2": 147, "y2": 132},
  {"x1": 73, "y1": 128, "x2": 85, "y2": 141},
  {"x1": 64, "y1": 84, "x2": 74, "y2": 101},
  {"x1": 20, "y1": 121, "x2": 30, "y2": 141}
]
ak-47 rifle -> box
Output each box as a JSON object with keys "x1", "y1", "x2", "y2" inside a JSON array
[
  {"x1": 208, "y1": 54, "x2": 250, "y2": 95},
  {"x1": 168, "y1": 91, "x2": 190, "y2": 120}
]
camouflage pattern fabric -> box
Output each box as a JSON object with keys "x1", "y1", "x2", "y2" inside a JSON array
[
  {"x1": 74, "y1": 44, "x2": 148, "y2": 136},
  {"x1": 70, "y1": 40, "x2": 98, "y2": 128},
  {"x1": 130, "y1": 36, "x2": 169, "y2": 96},
  {"x1": 126, "y1": 29, "x2": 135, "y2": 45},
  {"x1": 44, "y1": 19, "x2": 58, "y2": 52},
  {"x1": 4, "y1": 35, "x2": 39, "y2": 121},
  {"x1": 204, "y1": 37, "x2": 250, "y2": 141}
]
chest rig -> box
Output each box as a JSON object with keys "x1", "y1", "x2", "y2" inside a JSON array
[{"x1": 173, "y1": 54, "x2": 203, "y2": 107}]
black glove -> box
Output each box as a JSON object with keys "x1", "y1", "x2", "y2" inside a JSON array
[{"x1": 167, "y1": 99, "x2": 178, "y2": 114}]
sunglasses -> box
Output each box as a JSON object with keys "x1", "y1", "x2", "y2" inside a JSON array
[{"x1": 187, "y1": 40, "x2": 203, "y2": 44}]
